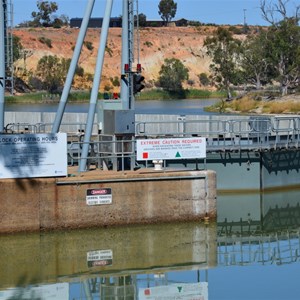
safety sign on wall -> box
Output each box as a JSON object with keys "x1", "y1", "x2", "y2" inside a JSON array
[
  {"x1": 87, "y1": 249, "x2": 113, "y2": 267},
  {"x1": 136, "y1": 137, "x2": 206, "y2": 161},
  {"x1": 86, "y1": 188, "x2": 112, "y2": 206}
]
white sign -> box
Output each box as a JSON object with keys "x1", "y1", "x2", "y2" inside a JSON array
[
  {"x1": 139, "y1": 282, "x2": 208, "y2": 300},
  {"x1": 136, "y1": 137, "x2": 206, "y2": 161},
  {"x1": 86, "y1": 188, "x2": 112, "y2": 205},
  {"x1": 87, "y1": 249, "x2": 113, "y2": 267},
  {"x1": 0, "y1": 133, "x2": 67, "y2": 179}
]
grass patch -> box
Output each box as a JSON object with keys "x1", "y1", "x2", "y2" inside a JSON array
[
  {"x1": 205, "y1": 96, "x2": 259, "y2": 113},
  {"x1": 262, "y1": 101, "x2": 300, "y2": 114},
  {"x1": 137, "y1": 89, "x2": 226, "y2": 100},
  {"x1": 5, "y1": 92, "x2": 49, "y2": 103},
  {"x1": 230, "y1": 97, "x2": 258, "y2": 112},
  {"x1": 5, "y1": 91, "x2": 98, "y2": 103},
  {"x1": 5, "y1": 89, "x2": 226, "y2": 103}
]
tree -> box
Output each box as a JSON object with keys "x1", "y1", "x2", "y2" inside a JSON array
[
  {"x1": 31, "y1": 1, "x2": 58, "y2": 27},
  {"x1": 260, "y1": 0, "x2": 300, "y2": 95},
  {"x1": 135, "y1": 13, "x2": 147, "y2": 27},
  {"x1": 204, "y1": 27, "x2": 243, "y2": 99},
  {"x1": 158, "y1": 0, "x2": 177, "y2": 25},
  {"x1": 12, "y1": 35, "x2": 23, "y2": 61},
  {"x1": 158, "y1": 58, "x2": 189, "y2": 92},
  {"x1": 36, "y1": 55, "x2": 63, "y2": 92},
  {"x1": 199, "y1": 73, "x2": 210, "y2": 86},
  {"x1": 36, "y1": 55, "x2": 83, "y2": 93},
  {"x1": 240, "y1": 32, "x2": 270, "y2": 90},
  {"x1": 260, "y1": 0, "x2": 299, "y2": 26},
  {"x1": 265, "y1": 19, "x2": 300, "y2": 94}
]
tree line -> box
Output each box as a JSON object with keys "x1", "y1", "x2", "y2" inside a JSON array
[
  {"x1": 155, "y1": 0, "x2": 299, "y2": 98},
  {"x1": 204, "y1": 0, "x2": 299, "y2": 98}
]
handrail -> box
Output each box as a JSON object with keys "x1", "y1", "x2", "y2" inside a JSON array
[{"x1": 4, "y1": 116, "x2": 300, "y2": 168}]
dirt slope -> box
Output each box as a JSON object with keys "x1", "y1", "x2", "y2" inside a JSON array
[{"x1": 13, "y1": 26, "x2": 213, "y2": 92}]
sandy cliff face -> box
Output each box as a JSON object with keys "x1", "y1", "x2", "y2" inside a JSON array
[{"x1": 13, "y1": 26, "x2": 213, "y2": 92}]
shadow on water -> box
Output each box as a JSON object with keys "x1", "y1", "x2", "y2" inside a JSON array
[
  {"x1": 262, "y1": 150, "x2": 300, "y2": 173},
  {"x1": 4, "y1": 274, "x2": 42, "y2": 300}
]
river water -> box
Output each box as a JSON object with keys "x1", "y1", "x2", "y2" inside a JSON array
[
  {"x1": 1, "y1": 99, "x2": 300, "y2": 299},
  {"x1": 1, "y1": 189, "x2": 300, "y2": 300}
]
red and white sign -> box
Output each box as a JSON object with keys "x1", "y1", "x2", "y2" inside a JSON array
[
  {"x1": 86, "y1": 188, "x2": 112, "y2": 206},
  {"x1": 136, "y1": 137, "x2": 206, "y2": 161},
  {"x1": 139, "y1": 282, "x2": 208, "y2": 300}
]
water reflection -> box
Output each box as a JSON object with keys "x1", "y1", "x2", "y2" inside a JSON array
[
  {"x1": 0, "y1": 222, "x2": 215, "y2": 299},
  {"x1": 2, "y1": 189, "x2": 300, "y2": 299}
]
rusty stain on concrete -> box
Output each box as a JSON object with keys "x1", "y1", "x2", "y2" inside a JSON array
[{"x1": 0, "y1": 168, "x2": 217, "y2": 234}]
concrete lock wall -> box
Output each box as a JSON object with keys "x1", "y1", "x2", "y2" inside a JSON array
[{"x1": 0, "y1": 170, "x2": 216, "y2": 234}]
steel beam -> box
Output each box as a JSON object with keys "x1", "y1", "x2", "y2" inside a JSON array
[
  {"x1": 79, "y1": 0, "x2": 113, "y2": 172},
  {"x1": 52, "y1": 0, "x2": 96, "y2": 133},
  {"x1": 0, "y1": 0, "x2": 6, "y2": 131}
]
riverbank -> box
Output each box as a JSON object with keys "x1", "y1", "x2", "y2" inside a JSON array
[
  {"x1": 206, "y1": 93, "x2": 300, "y2": 115},
  {"x1": 5, "y1": 89, "x2": 226, "y2": 103}
]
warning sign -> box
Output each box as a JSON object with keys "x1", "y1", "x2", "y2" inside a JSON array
[
  {"x1": 87, "y1": 249, "x2": 113, "y2": 267},
  {"x1": 136, "y1": 137, "x2": 206, "y2": 161},
  {"x1": 139, "y1": 282, "x2": 208, "y2": 300},
  {"x1": 86, "y1": 188, "x2": 112, "y2": 206}
]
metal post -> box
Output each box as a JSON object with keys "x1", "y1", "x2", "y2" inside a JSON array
[
  {"x1": 121, "y1": 0, "x2": 129, "y2": 109},
  {"x1": 128, "y1": 0, "x2": 134, "y2": 109},
  {"x1": 52, "y1": 0, "x2": 96, "y2": 133},
  {"x1": 79, "y1": 0, "x2": 113, "y2": 172},
  {"x1": 0, "y1": 0, "x2": 6, "y2": 131}
]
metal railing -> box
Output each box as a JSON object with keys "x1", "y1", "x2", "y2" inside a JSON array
[
  {"x1": 135, "y1": 116, "x2": 300, "y2": 151},
  {"x1": 4, "y1": 116, "x2": 300, "y2": 171},
  {"x1": 218, "y1": 230, "x2": 300, "y2": 266},
  {"x1": 68, "y1": 135, "x2": 136, "y2": 171}
]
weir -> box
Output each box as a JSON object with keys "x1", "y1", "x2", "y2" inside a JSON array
[{"x1": 4, "y1": 112, "x2": 300, "y2": 191}]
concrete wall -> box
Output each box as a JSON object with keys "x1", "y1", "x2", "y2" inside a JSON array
[{"x1": 0, "y1": 170, "x2": 216, "y2": 234}]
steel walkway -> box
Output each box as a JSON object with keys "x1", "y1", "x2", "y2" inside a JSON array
[{"x1": 5, "y1": 115, "x2": 300, "y2": 170}]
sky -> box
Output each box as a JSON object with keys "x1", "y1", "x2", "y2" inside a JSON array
[{"x1": 12, "y1": 0, "x2": 299, "y2": 26}]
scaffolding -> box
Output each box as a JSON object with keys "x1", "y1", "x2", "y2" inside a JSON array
[{"x1": 3, "y1": 0, "x2": 14, "y2": 94}]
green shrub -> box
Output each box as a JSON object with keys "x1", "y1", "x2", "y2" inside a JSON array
[
  {"x1": 38, "y1": 36, "x2": 52, "y2": 48},
  {"x1": 84, "y1": 41, "x2": 94, "y2": 51}
]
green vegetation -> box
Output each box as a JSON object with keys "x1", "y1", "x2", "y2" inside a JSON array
[
  {"x1": 204, "y1": 27, "x2": 242, "y2": 99},
  {"x1": 35, "y1": 55, "x2": 84, "y2": 93},
  {"x1": 204, "y1": 0, "x2": 300, "y2": 98},
  {"x1": 12, "y1": 35, "x2": 23, "y2": 61},
  {"x1": 136, "y1": 89, "x2": 226, "y2": 100},
  {"x1": 4, "y1": 89, "x2": 225, "y2": 103},
  {"x1": 105, "y1": 46, "x2": 113, "y2": 57},
  {"x1": 110, "y1": 76, "x2": 120, "y2": 87},
  {"x1": 158, "y1": 0, "x2": 177, "y2": 25},
  {"x1": 207, "y1": 93, "x2": 300, "y2": 114},
  {"x1": 84, "y1": 41, "x2": 94, "y2": 51},
  {"x1": 38, "y1": 36, "x2": 52, "y2": 48},
  {"x1": 144, "y1": 41, "x2": 153, "y2": 47},
  {"x1": 158, "y1": 58, "x2": 189, "y2": 92}
]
